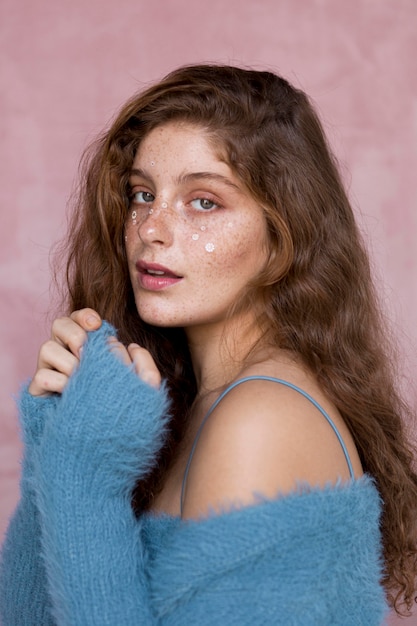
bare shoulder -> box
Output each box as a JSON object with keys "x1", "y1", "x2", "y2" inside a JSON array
[{"x1": 182, "y1": 362, "x2": 363, "y2": 520}]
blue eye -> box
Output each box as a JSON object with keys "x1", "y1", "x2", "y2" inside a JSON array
[
  {"x1": 132, "y1": 191, "x2": 155, "y2": 204},
  {"x1": 191, "y1": 198, "x2": 218, "y2": 211}
]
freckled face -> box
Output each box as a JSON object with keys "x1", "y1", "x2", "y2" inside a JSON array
[{"x1": 125, "y1": 121, "x2": 269, "y2": 330}]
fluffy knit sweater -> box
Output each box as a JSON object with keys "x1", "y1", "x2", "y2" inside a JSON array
[{"x1": 0, "y1": 323, "x2": 388, "y2": 625}]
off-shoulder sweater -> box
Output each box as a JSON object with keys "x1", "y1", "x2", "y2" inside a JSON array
[{"x1": 0, "y1": 323, "x2": 387, "y2": 625}]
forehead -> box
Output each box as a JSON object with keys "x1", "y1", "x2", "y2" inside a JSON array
[{"x1": 134, "y1": 121, "x2": 228, "y2": 167}]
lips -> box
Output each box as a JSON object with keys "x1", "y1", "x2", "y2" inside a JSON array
[
  {"x1": 136, "y1": 260, "x2": 181, "y2": 278},
  {"x1": 135, "y1": 260, "x2": 183, "y2": 291}
]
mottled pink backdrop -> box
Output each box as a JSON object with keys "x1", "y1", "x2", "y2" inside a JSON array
[{"x1": 1, "y1": 0, "x2": 416, "y2": 623}]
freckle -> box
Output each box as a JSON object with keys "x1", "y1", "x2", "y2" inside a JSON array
[
  {"x1": 200, "y1": 225, "x2": 206, "y2": 231},
  {"x1": 150, "y1": 161, "x2": 155, "y2": 166},
  {"x1": 192, "y1": 233, "x2": 199, "y2": 241},
  {"x1": 205, "y1": 242, "x2": 215, "y2": 252}
]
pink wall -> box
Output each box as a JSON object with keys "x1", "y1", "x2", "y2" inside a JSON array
[{"x1": 1, "y1": 0, "x2": 416, "y2": 622}]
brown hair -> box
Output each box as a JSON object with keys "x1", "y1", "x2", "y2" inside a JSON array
[{"x1": 56, "y1": 64, "x2": 417, "y2": 614}]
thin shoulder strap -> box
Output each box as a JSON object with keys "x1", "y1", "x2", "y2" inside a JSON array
[{"x1": 180, "y1": 375, "x2": 355, "y2": 514}]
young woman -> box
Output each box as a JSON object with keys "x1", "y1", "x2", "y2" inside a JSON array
[{"x1": 1, "y1": 64, "x2": 416, "y2": 625}]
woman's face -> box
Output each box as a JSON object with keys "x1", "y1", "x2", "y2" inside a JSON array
[{"x1": 125, "y1": 121, "x2": 268, "y2": 331}]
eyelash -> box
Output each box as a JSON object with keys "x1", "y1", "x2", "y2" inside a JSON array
[
  {"x1": 130, "y1": 191, "x2": 155, "y2": 205},
  {"x1": 190, "y1": 197, "x2": 221, "y2": 211},
  {"x1": 129, "y1": 189, "x2": 223, "y2": 212}
]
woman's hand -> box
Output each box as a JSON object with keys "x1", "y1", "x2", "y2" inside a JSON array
[
  {"x1": 107, "y1": 339, "x2": 162, "y2": 389},
  {"x1": 28, "y1": 308, "x2": 102, "y2": 397},
  {"x1": 28, "y1": 308, "x2": 161, "y2": 397}
]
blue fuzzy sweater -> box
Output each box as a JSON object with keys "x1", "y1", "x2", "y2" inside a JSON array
[{"x1": 0, "y1": 323, "x2": 387, "y2": 625}]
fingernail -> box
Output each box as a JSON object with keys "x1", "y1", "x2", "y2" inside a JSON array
[{"x1": 86, "y1": 314, "x2": 99, "y2": 327}]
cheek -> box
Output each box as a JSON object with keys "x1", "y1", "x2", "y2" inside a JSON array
[
  {"x1": 184, "y1": 221, "x2": 218, "y2": 258},
  {"x1": 189, "y1": 220, "x2": 266, "y2": 275},
  {"x1": 124, "y1": 222, "x2": 135, "y2": 249}
]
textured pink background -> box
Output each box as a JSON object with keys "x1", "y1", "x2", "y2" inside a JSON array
[{"x1": 1, "y1": 1, "x2": 416, "y2": 622}]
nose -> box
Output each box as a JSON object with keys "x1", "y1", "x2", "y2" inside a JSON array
[{"x1": 137, "y1": 203, "x2": 175, "y2": 247}]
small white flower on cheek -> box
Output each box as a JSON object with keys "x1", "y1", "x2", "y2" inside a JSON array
[
  {"x1": 192, "y1": 234, "x2": 199, "y2": 241},
  {"x1": 205, "y1": 242, "x2": 215, "y2": 253}
]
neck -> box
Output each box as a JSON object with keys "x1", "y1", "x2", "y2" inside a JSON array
[{"x1": 185, "y1": 313, "x2": 266, "y2": 394}]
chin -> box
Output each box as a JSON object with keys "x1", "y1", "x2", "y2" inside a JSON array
[{"x1": 136, "y1": 309, "x2": 183, "y2": 328}]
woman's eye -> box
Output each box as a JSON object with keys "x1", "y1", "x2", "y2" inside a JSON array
[
  {"x1": 190, "y1": 198, "x2": 218, "y2": 211},
  {"x1": 132, "y1": 191, "x2": 155, "y2": 204}
]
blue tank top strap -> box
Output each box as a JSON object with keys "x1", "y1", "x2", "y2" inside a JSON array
[{"x1": 180, "y1": 375, "x2": 355, "y2": 515}]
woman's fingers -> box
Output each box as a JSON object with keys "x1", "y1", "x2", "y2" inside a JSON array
[
  {"x1": 50, "y1": 309, "x2": 101, "y2": 356},
  {"x1": 50, "y1": 309, "x2": 101, "y2": 358},
  {"x1": 51, "y1": 318, "x2": 85, "y2": 357},
  {"x1": 70, "y1": 308, "x2": 102, "y2": 331},
  {"x1": 28, "y1": 309, "x2": 162, "y2": 397},
  {"x1": 107, "y1": 338, "x2": 132, "y2": 366},
  {"x1": 107, "y1": 339, "x2": 161, "y2": 388},
  {"x1": 29, "y1": 309, "x2": 102, "y2": 397},
  {"x1": 128, "y1": 343, "x2": 162, "y2": 389},
  {"x1": 37, "y1": 339, "x2": 79, "y2": 373},
  {"x1": 29, "y1": 368, "x2": 73, "y2": 397},
  {"x1": 28, "y1": 340, "x2": 79, "y2": 396}
]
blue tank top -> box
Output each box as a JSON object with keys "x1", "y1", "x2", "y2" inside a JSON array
[{"x1": 180, "y1": 376, "x2": 355, "y2": 514}]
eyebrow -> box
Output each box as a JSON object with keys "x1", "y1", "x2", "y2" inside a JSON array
[{"x1": 129, "y1": 168, "x2": 242, "y2": 192}]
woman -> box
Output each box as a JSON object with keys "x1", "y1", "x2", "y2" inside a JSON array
[{"x1": 1, "y1": 64, "x2": 416, "y2": 625}]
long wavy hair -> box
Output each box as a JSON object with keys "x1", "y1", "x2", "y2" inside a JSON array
[{"x1": 55, "y1": 64, "x2": 417, "y2": 614}]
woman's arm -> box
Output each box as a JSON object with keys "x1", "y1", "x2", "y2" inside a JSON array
[
  {"x1": 0, "y1": 391, "x2": 58, "y2": 625},
  {"x1": 32, "y1": 323, "x2": 170, "y2": 625},
  {"x1": 0, "y1": 309, "x2": 100, "y2": 625}
]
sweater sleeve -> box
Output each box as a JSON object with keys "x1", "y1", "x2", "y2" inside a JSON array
[
  {"x1": 32, "y1": 322, "x2": 170, "y2": 625},
  {"x1": 0, "y1": 389, "x2": 58, "y2": 625},
  {"x1": 145, "y1": 479, "x2": 387, "y2": 626}
]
